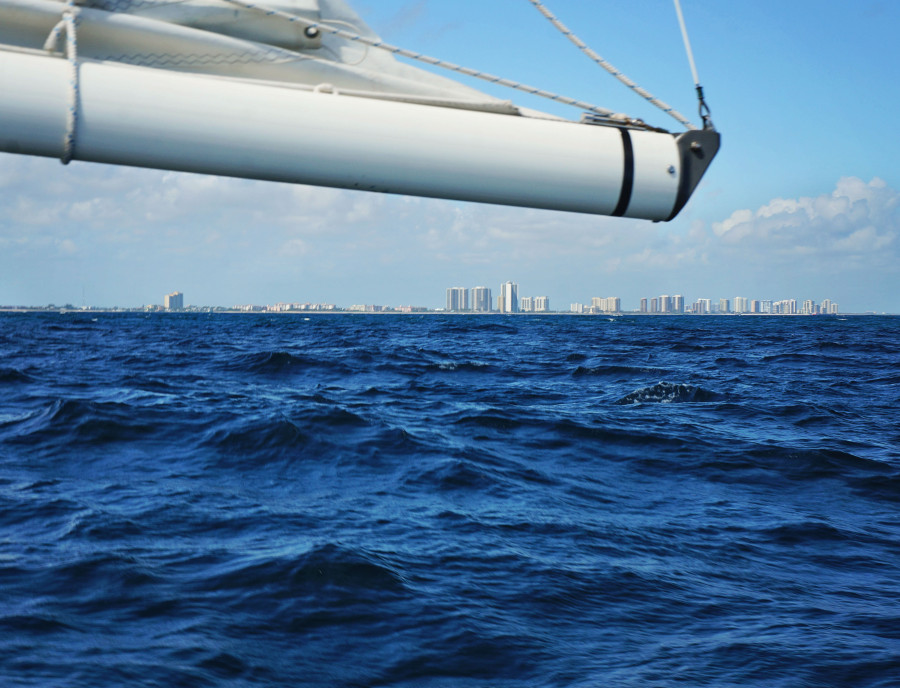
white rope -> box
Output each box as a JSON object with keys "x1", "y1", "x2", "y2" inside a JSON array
[
  {"x1": 61, "y1": 0, "x2": 80, "y2": 164},
  {"x1": 672, "y1": 0, "x2": 713, "y2": 129},
  {"x1": 525, "y1": 0, "x2": 698, "y2": 130},
  {"x1": 43, "y1": 18, "x2": 65, "y2": 53},
  {"x1": 673, "y1": 0, "x2": 700, "y2": 86},
  {"x1": 218, "y1": 0, "x2": 631, "y2": 121}
]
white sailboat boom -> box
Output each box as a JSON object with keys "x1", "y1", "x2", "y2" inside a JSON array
[{"x1": 0, "y1": 0, "x2": 720, "y2": 221}]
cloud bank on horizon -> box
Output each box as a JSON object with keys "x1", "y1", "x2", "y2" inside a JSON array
[{"x1": 1, "y1": 152, "x2": 897, "y2": 312}]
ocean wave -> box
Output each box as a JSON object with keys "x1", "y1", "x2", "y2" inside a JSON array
[
  {"x1": 849, "y1": 472, "x2": 900, "y2": 503},
  {"x1": 222, "y1": 350, "x2": 351, "y2": 375},
  {"x1": 452, "y1": 410, "x2": 526, "y2": 431},
  {"x1": 766, "y1": 446, "x2": 890, "y2": 479},
  {"x1": 696, "y1": 445, "x2": 896, "y2": 496},
  {"x1": 756, "y1": 520, "x2": 855, "y2": 545},
  {"x1": 714, "y1": 356, "x2": 751, "y2": 367},
  {"x1": 373, "y1": 628, "x2": 543, "y2": 684},
  {"x1": 668, "y1": 342, "x2": 729, "y2": 352},
  {"x1": 0, "y1": 366, "x2": 36, "y2": 384},
  {"x1": 426, "y1": 361, "x2": 496, "y2": 373},
  {"x1": 196, "y1": 544, "x2": 407, "y2": 597},
  {"x1": 615, "y1": 382, "x2": 721, "y2": 404},
  {"x1": 870, "y1": 373, "x2": 900, "y2": 384},
  {"x1": 548, "y1": 417, "x2": 676, "y2": 446},
  {"x1": 760, "y1": 352, "x2": 847, "y2": 365},
  {"x1": 203, "y1": 416, "x2": 310, "y2": 458},
  {"x1": 404, "y1": 458, "x2": 502, "y2": 493},
  {"x1": 5, "y1": 398, "x2": 156, "y2": 446},
  {"x1": 438, "y1": 321, "x2": 520, "y2": 334},
  {"x1": 572, "y1": 364, "x2": 670, "y2": 377}
]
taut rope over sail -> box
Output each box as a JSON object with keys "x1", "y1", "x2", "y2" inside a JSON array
[
  {"x1": 525, "y1": 0, "x2": 699, "y2": 130},
  {"x1": 218, "y1": 0, "x2": 627, "y2": 122}
]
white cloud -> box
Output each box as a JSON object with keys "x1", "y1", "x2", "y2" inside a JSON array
[
  {"x1": 0, "y1": 155, "x2": 393, "y2": 239},
  {"x1": 711, "y1": 177, "x2": 899, "y2": 264}
]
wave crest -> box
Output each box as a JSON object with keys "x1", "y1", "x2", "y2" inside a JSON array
[{"x1": 615, "y1": 382, "x2": 720, "y2": 405}]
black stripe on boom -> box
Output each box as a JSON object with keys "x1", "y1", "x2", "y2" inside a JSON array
[{"x1": 612, "y1": 128, "x2": 634, "y2": 217}]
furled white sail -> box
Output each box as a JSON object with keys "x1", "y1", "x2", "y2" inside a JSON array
[{"x1": 0, "y1": 0, "x2": 719, "y2": 220}]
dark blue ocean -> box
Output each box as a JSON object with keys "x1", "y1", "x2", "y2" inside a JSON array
[{"x1": 2, "y1": 312, "x2": 899, "y2": 687}]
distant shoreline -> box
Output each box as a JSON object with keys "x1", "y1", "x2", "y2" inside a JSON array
[{"x1": 0, "y1": 308, "x2": 893, "y2": 317}]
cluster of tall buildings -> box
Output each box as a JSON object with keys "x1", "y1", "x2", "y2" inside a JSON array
[
  {"x1": 570, "y1": 296, "x2": 622, "y2": 314},
  {"x1": 242, "y1": 302, "x2": 338, "y2": 312},
  {"x1": 446, "y1": 287, "x2": 840, "y2": 315},
  {"x1": 639, "y1": 295, "x2": 685, "y2": 314},
  {"x1": 685, "y1": 297, "x2": 839, "y2": 315},
  {"x1": 446, "y1": 282, "x2": 550, "y2": 313},
  {"x1": 640, "y1": 295, "x2": 840, "y2": 315}
]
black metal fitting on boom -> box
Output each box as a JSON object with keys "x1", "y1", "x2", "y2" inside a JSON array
[{"x1": 696, "y1": 84, "x2": 714, "y2": 131}]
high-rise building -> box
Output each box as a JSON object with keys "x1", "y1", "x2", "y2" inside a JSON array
[
  {"x1": 773, "y1": 299, "x2": 797, "y2": 314},
  {"x1": 650, "y1": 298, "x2": 659, "y2": 313},
  {"x1": 446, "y1": 287, "x2": 469, "y2": 311},
  {"x1": 471, "y1": 286, "x2": 492, "y2": 312},
  {"x1": 570, "y1": 303, "x2": 584, "y2": 314},
  {"x1": 499, "y1": 281, "x2": 518, "y2": 313},
  {"x1": 659, "y1": 295, "x2": 670, "y2": 313},
  {"x1": 734, "y1": 297, "x2": 749, "y2": 314},
  {"x1": 535, "y1": 296, "x2": 550, "y2": 312},
  {"x1": 164, "y1": 291, "x2": 183, "y2": 310},
  {"x1": 590, "y1": 297, "x2": 620, "y2": 313},
  {"x1": 719, "y1": 298, "x2": 730, "y2": 314},
  {"x1": 673, "y1": 295, "x2": 684, "y2": 314},
  {"x1": 693, "y1": 298, "x2": 711, "y2": 314},
  {"x1": 640, "y1": 298, "x2": 648, "y2": 313},
  {"x1": 520, "y1": 296, "x2": 534, "y2": 312}
]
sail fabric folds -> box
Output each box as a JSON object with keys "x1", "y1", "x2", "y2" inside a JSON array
[{"x1": 0, "y1": 0, "x2": 517, "y2": 110}]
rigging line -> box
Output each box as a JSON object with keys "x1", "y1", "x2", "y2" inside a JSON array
[
  {"x1": 672, "y1": 0, "x2": 699, "y2": 85},
  {"x1": 672, "y1": 0, "x2": 713, "y2": 130},
  {"x1": 44, "y1": 2, "x2": 81, "y2": 163},
  {"x1": 525, "y1": 0, "x2": 698, "y2": 131},
  {"x1": 217, "y1": 0, "x2": 642, "y2": 124},
  {"x1": 57, "y1": 0, "x2": 81, "y2": 164},
  {"x1": 63, "y1": 3, "x2": 80, "y2": 164}
]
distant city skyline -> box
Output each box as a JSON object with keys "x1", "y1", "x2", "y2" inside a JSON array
[
  {"x1": 0, "y1": 281, "x2": 858, "y2": 316},
  {"x1": 435, "y1": 283, "x2": 846, "y2": 315}
]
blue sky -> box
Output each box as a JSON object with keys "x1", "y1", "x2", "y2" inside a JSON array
[{"x1": 2, "y1": 0, "x2": 899, "y2": 311}]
